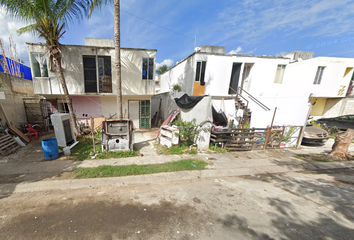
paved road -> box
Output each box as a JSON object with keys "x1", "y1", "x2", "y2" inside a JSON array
[{"x1": 1, "y1": 169, "x2": 354, "y2": 239}]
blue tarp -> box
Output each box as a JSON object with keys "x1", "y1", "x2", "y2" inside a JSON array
[{"x1": 0, "y1": 55, "x2": 32, "y2": 81}]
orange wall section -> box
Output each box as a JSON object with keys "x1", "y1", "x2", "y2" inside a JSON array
[{"x1": 193, "y1": 82, "x2": 205, "y2": 96}]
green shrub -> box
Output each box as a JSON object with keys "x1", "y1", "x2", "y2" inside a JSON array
[{"x1": 173, "y1": 117, "x2": 202, "y2": 146}]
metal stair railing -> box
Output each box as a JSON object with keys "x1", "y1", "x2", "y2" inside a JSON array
[
  {"x1": 229, "y1": 86, "x2": 270, "y2": 111},
  {"x1": 229, "y1": 86, "x2": 249, "y2": 111}
]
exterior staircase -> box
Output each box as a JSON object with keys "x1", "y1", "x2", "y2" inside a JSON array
[
  {"x1": 235, "y1": 96, "x2": 252, "y2": 125},
  {"x1": 230, "y1": 86, "x2": 271, "y2": 126}
]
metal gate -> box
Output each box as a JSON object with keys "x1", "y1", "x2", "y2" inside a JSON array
[{"x1": 139, "y1": 100, "x2": 150, "y2": 129}]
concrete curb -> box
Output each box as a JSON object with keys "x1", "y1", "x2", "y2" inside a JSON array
[{"x1": 0, "y1": 164, "x2": 305, "y2": 195}]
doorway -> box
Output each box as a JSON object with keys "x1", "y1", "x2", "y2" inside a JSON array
[
  {"x1": 228, "y1": 63, "x2": 242, "y2": 94},
  {"x1": 128, "y1": 100, "x2": 151, "y2": 129},
  {"x1": 240, "y1": 63, "x2": 254, "y2": 93}
]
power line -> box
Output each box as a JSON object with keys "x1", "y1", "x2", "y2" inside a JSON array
[{"x1": 121, "y1": 9, "x2": 205, "y2": 45}]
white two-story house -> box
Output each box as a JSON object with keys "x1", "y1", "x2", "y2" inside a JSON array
[
  {"x1": 159, "y1": 46, "x2": 354, "y2": 128},
  {"x1": 26, "y1": 38, "x2": 156, "y2": 129}
]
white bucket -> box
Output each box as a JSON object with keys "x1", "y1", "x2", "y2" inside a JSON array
[{"x1": 63, "y1": 147, "x2": 71, "y2": 156}]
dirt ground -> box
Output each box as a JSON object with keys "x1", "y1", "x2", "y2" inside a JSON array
[{"x1": 1, "y1": 170, "x2": 354, "y2": 240}]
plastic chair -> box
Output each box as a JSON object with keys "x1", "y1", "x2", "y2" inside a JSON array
[{"x1": 27, "y1": 124, "x2": 39, "y2": 141}]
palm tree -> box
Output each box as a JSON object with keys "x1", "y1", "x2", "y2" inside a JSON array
[
  {"x1": 0, "y1": 0, "x2": 96, "y2": 135},
  {"x1": 113, "y1": 0, "x2": 122, "y2": 119},
  {"x1": 89, "y1": 0, "x2": 122, "y2": 119}
]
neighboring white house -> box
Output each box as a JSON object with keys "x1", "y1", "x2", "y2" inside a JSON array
[
  {"x1": 159, "y1": 46, "x2": 354, "y2": 128},
  {"x1": 26, "y1": 38, "x2": 156, "y2": 129},
  {"x1": 282, "y1": 56, "x2": 354, "y2": 120}
]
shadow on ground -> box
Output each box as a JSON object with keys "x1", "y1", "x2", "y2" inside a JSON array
[{"x1": 236, "y1": 170, "x2": 354, "y2": 239}]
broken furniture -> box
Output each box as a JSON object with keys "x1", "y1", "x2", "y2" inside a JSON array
[
  {"x1": 26, "y1": 124, "x2": 39, "y2": 141},
  {"x1": 159, "y1": 125, "x2": 179, "y2": 148},
  {"x1": 101, "y1": 119, "x2": 133, "y2": 152}
]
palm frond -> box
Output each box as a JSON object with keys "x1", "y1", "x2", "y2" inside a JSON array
[{"x1": 17, "y1": 23, "x2": 39, "y2": 35}]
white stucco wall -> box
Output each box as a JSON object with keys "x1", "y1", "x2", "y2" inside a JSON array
[
  {"x1": 26, "y1": 42, "x2": 156, "y2": 96},
  {"x1": 159, "y1": 54, "x2": 195, "y2": 95},
  {"x1": 158, "y1": 51, "x2": 354, "y2": 128},
  {"x1": 281, "y1": 57, "x2": 354, "y2": 98}
]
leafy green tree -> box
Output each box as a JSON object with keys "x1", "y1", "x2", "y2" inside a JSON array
[
  {"x1": 156, "y1": 64, "x2": 169, "y2": 75},
  {"x1": 0, "y1": 0, "x2": 102, "y2": 135}
]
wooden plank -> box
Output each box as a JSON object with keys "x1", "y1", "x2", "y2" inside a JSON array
[
  {"x1": 210, "y1": 139, "x2": 229, "y2": 142},
  {"x1": 93, "y1": 117, "x2": 105, "y2": 130},
  {"x1": 9, "y1": 125, "x2": 29, "y2": 143},
  {"x1": 1, "y1": 145, "x2": 20, "y2": 156},
  {"x1": 0, "y1": 135, "x2": 12, "y2": 144},
  {"x1": 0, "y1": 135, "x2": 20, "y2": 156},
  {"x1": 0, "y1": 141, "x2": 19, "y2": 151},
  {"x1": 229, "y1": 140, "x2": 265, "y2": 143}
]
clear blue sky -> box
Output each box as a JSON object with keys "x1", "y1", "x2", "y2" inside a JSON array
[{"x1": 1, "y1": 0, "x2": 354, "y2": 67}]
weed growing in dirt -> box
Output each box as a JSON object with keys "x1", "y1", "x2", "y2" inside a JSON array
[
  {"x1": 74, "y1": 159, "x2": 208, "y2": 178},
  {"x1": 209, "y1": 145, "x2": 226, "y2": 153},
  {"x1": 155, "y1": 142, "x2": 198, "y2": 155},
  {"x1": 71, "y1": 136, "x2": 138, "y2": 161}
]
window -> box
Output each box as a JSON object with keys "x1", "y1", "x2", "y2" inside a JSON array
[
  {"x1": 274, "y1": 65, "x2": 286, "y2": 84},
  {"x1": 83, "y1": 56, "x2": 97, "y2": 93},
  {"x1": 83, "y1": 56, "x2": 111, "y2": 93},
  {"x1": 142, "y1": 58, "x2": 154, "y2": 80},
  {"x1": 314, "y1": 66, "x2": 325, "y2": 84},
  {"x1": 195, "y1": 61, "x2": 206, "y2": 85},
  {"x1": 31, "y1": 53, "x2": 48, "y2": 77}
]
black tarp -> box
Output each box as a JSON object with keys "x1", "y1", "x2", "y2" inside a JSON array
[
  {"x1": 174, "y1": 94, "x2": 204, "y2": 109},
  {"x1": 212, "y1": 106, "x2": 228, "y2": 126}
]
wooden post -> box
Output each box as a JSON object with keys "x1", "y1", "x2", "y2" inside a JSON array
[
  {"x1": 270, "y1": 107, "x2": 277, "y2": 128},
  {"x1": 264, "y1": 126, "x2": 271, "y2": 150},
  {"x1": 90, "y1": 117, "x2": 96, "y2": 153},
  {"x1": 295, "y1": 126, "x2": 303, "y2": 148}
]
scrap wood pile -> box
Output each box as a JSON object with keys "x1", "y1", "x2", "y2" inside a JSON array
[
  {"x1": 211, "y1": 127, "x2": 268, "y2": 151},
  {"x1": 211, "y1": 126, "x2": 287, "y2": 151},
  {"x1": 0, "y1": 134, "x2": 20, "y2": 156},
  {"x1": 0, "y1": 125, "x2": 30, "y2": 156}
]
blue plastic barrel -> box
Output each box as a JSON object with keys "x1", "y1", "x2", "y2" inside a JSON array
[{"x1": 42, "y1": 138, "x2": 59, "y2": 160}]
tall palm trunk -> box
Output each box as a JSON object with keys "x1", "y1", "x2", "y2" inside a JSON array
[
  {"x1": 114, "y1": 0, "x2": 123, "y2": 119},
  {"x1": 52, "y1": 52, "x2": 79, "y2": 136}
]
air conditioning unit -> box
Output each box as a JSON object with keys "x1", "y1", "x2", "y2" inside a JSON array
[{"x1": 51, "y1": 113, "x2": 78, "y2": 148}]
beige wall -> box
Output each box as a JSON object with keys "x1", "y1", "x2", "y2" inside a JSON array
[
  {"x1": 318, "y1": 98, "x2": 354, "y2": 118},
  {"x1": 26, "y1": 42, "x2": 156, "y2": 96},
  {"x1": 0, "y1": 72, "x2": 36, "y2": 126},
  {"x1": 310, "y1": 98, "x2": 327, "y2": 116}
]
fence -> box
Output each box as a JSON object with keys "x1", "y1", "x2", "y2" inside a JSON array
[{"x1": 210, "y1": 125, "x2": 303, "y2": 151}]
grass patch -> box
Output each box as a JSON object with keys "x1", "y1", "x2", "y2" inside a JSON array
[
  {"x1": 71, "y1": 136, "x2": 138, "y2": 161},
  {"x1": 209, "y1": 145, "x2": 226, "y2": 153},
  {"x1": 74, "y1": 159, "x2": 208, "y2": 178},
  {"x1": 155, "y1": 143, "x2": 198, "y2": 155}
]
